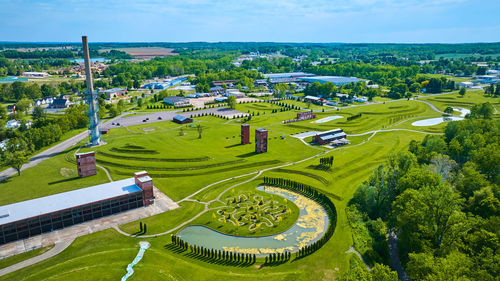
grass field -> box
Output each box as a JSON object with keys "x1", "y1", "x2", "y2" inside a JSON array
[
  {"x1": 419, "y1": 90, "x2": 500, "y2": 116},
  {"x1": 435, "y1": 53, "x2": 500, "y2": 59},
  {"x1": 1, "y1": 90, "x2": 497, "y2": 280}
]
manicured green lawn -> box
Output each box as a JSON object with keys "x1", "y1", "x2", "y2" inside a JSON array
[
  {"x1": 4, "y1": 91, "x2": 495, "y2": 280},
  {"x1": 0, "y1": 147, "x2": 110, "y2": 205},
  {"x1": 119, "y1": 201, "x2": 205, "y2": 235},
  {"x1": 420, "y1": 90, "x2": 500, "y2": 115},
  {"x1": 0, "y1": 246, "x2": 54, "y2": 269}
]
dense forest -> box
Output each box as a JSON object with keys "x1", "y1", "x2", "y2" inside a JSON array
[{"x1": 341, "y1": 106, "x2": 499, "y2": 280}]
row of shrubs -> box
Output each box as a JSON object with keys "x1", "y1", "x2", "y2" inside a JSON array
[
  {"x1": 346, "y1": 113, "x2": 362, "y2": 121},
  {"x1": 273, "y1": 168, "x2": 330, "y2": 185},
  {"x1": 147, "y1": 104, "x2": 173, "y2": 109},
  {"x1": 171, "y1": 235, "x2": 257, "y2": 264}
]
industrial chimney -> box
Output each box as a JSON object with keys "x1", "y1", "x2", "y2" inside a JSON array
[{"x1": 82, "y1": 36, "x2": 101, "y2": 146}]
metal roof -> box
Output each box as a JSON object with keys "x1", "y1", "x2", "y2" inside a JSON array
[
  {"x1": 300, "y1": 76, "x2": 361, "y2": 85},
  {"x1": 100, "y1": 88, "x2": 126, "y2": 94},
  {"x1": 163, "y1": 96, "x2": 189, "y2": 102},
  {"x1": 263, "y1": 72, "x2": 314, "y2": 78},
  {"x1": 173, "y1": 115, "x2": 190, "y2": 121},
  {"x1": 0, "y1": 178, "x2": 142, "y2": 226}
]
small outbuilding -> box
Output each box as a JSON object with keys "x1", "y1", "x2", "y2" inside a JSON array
[
  {"x1": 173, "y1": 115, "x2": 193, "y2": 124},
  {"x1": 314, "y1": 129, "x2": 347, "y2": 145}
]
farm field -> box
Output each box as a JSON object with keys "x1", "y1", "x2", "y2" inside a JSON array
[
  {"x1": 100, "y1": 47, "x2": 178, "y2": 58},
  {"x1": 1, "y1": 91, "x2": 498, "y2": 281}
]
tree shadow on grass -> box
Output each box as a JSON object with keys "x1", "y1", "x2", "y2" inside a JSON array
[
  {"x1": 306, "y1": 164, "x2": 332, "y2": 172},
  {"x1": 262, "y1": 259, "x2": 290, "y2": 267},
  {"x1": 236, "y1": 152, "x2": 258, "y2": 158},
  {"x1": 48, "y1": 176, "x2": 80, "y2": 185},
  {"x1": 165, "y1": 244, "x2": 255, "y2": 267},
  {"x1": 225, "y1": 143, "x2": 242, "y2": 149}
]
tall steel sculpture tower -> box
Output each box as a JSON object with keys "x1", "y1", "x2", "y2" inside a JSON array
[{"x1": 82, "y1": 36, "x2": 101, "y2": 146}]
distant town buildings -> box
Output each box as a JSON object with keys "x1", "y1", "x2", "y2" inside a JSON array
[
  {"x1": 299, "y1": 76, "x2": 361, "y2": 86},
  {"x1": 6, "y1": 120, "x2": 21, "y2": 129},
  {"x1": 21, "y1": 72, "x2": 49, "y2": 78},
  {"x1": 173, "y1": 115, "x2": 193, "y2": 124},
  {"x1": 51, "y1": 98, "x2": 70, "y2": 108},
  {"x1": 143, "y1": 77, "x2": 188, "y2": 90},
  {"x1": 163, "y1": 96, "x2": 190, "y2": 107},
  {"x1": 100, "y1": 88, "x2": 127, "y2": 100},
  {"x1": 263, "y1": 72, "x2": 315, "y2": 84}
]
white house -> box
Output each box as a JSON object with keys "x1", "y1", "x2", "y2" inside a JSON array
[
  {"x1": 6, "y1": 120, "x2": 20, "y2": 129},
  {"x1": 22, "y1": 72, "x2": 49, "y2": 78},
  {"x1": 459, "y1": 82, "x2": 474, "y2": 88}
]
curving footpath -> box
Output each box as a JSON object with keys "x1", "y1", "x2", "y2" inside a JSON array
[{"x1": 0, "y1": 238, "x2": 74, "y2": 277}]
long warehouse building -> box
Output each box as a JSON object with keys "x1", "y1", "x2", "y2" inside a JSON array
[{"x1": 0, "y1": 171, "x2": 154, "y2": 245}]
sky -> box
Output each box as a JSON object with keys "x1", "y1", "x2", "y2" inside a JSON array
[{"x1": 0, "y1": 0, "x2": 499, "y2": 43}]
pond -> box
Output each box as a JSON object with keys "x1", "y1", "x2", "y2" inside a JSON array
[
  {"x1": 69, "y1": 58, "x2": 108, "y2": 63},
  {"x1": 453, "y1": 107, "x2": 470, "y2": 117},
  {"x1": 177, "y1": 186, "x2": 329, "y2": 256},
  {"x1": 311, "y1": 115, "x2": 344, "y2": 123},
  {"x1": 412, "y1": 116, "x2": 464, "y2": 126}
]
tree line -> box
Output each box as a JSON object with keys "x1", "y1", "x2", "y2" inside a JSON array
[
  {"x1": 0, "y1": 105, "x2": 88, "y2": 175},
  {"x1": 170, "y1": 235, "x2": 257, "y2": 265},
  {"x1": 345, "y1": 114, "x2": 499, "y2": 280}
]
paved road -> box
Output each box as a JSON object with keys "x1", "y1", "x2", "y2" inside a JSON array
[
  {"x1": 0, "y1": 130, "x2": 90, "y2": 181},
  {"x1": 388, "y1": 230, "x2": 411, "y2": 281},
  {"x1": 102, "y1": 107, "x2": 248, "y2": 129},
  {"x1": 0, "y1": 238, "x2": 74, "y2": 277}
]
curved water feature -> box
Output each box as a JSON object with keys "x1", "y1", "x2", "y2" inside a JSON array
[
  {"x1": 312, "y1": 115, "x2": 344, "y2": 123},
  {"x1": 412, "y1": 116, "x2": 463, "y2": 127},
  {"x1": 177, "y1": 186, "x2": 329, "y2": 256},
  {"x1": 453, "y1": 107, "x2": 470, "y2": 117},
  {"x1": 121, "y1": 241, "x2": 150, "y2": 281}
]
